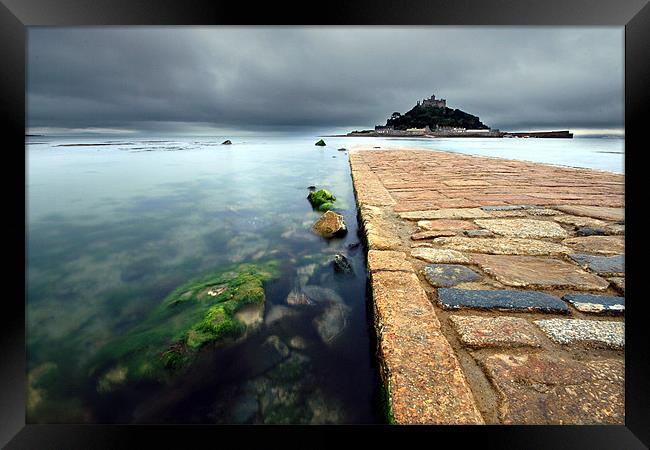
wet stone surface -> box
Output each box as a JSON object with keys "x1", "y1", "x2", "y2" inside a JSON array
[
  {"x1": 562, "y1": 294, "x2": 624, "y2": 315},
  {"x1": 423, "y1": 264, "x2": 481, "y2": 287},
  {"x1": 568, "y1": 254, "x2": 625, "y2": 276},
  {"x1": 449, "y1": 315, "x2": 543, "y2": 348},
  {"x1": 471, "y1": 254, "x2": 610, "y2": 290},
  {"x1": 534, "y1": 319, "x2": 624, "y2": 349},
  {"x1": 437, "y1": 288, "x2": 569, "y2": 313},
  {"x1": 475, "y1": 353, "x2": 624, "y2": 424},
  {"x1": 400, "y1": 208, "x2": 490, "y2": 220},
  {"x1": 480, "y1": 205, "x2": 536, "y2": 211}
]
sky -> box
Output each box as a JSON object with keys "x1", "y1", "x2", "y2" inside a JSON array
[{"x1": 27, "y1": 27, "x2": 624, "y2": 136}]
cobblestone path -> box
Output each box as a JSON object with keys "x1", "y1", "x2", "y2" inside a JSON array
[{"x1": 349, "y1": 146, "x2": 624, "y2": 424}]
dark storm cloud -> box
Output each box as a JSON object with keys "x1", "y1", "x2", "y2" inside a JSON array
[{"x1": 27, "y1": 27, "x2": 623, "y2": 133}]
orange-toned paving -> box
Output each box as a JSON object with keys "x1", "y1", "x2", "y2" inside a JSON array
[{"x1": 349, "y1": 146, "x2": 624, "y2": 424}]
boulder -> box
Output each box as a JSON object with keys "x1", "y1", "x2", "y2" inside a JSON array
[
  {"x1": 315, "y1": 139, "x2": 326, "y2": 146},
  {"x1": 222, "y1": 140, "x2": 232, "y2": 145},
  {"x1": 312, "y1": 211, "x2": 347, "y2": 238},
  {"x1": 313, "y1": 303, "x2": 349, "y2": 344}
]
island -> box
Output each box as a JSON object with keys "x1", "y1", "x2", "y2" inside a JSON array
[{"x1": 337, "y1": 93, "x2": 572, "y2": 138}]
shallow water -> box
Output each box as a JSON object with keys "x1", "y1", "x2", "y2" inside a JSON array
[
  {"x1": 26, "y1": 133, "x2": 624, "y2": 424},
  {"x1": 27, "y1": 135, "x2": 381, "y2": 424}
]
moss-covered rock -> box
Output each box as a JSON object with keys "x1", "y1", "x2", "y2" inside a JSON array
[
  {"x1": 87, "y1": 261, "x2": 279, "y2": 388},
  {"x1": 315, "y1": 139, "x2": 326, "y2": 146},
  {"x1": 307, "y1": 189, "x2": 336, "y2": 212}
]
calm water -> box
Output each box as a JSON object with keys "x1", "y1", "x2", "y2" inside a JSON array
[{"x1": 26, "y1": 133, "x2": 623, "y2": 424}]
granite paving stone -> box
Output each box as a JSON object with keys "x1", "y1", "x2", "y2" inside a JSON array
[
  {"x1": 562, "y1": 236, "x2": 624, "y2": 255},
  {"x1": 368, "y1": 250, "x2": 414, "y2": 273},
  {"x1": 423, "y1": 264, "x2": 482, "y2": 287},
  {"x1": 475, "y1": 353, "x2": 624, "y2": 424},
  {"x1": 417, "y1": 219, "x2": 477, "y2": 231},
  {"x1": 608, "y1": 277, "x2": 625, "y2": 294},
  {"x1": 471, "y1": 254, "x2": 610, "y2": 290},
  {"x1": 480, "y1": 205, "x2": 536, "y2": 211},
  {"x1": 568, "y1": 254, "x2": 625, "y2": 276},
  {"x1": 437, "y1": 288, "x2": 569, "y2": 313},
  {"x1": 473, "y1": 219, "x2": 568, "y2": 239},
  {"x1": 400, "y1": 208, "x2": 491, "y2": 220},
  {"x1": 410, "y1": 248, "x2": 471, "y2": 264},
  {"x1": 463, "y1": 229, "x2": 495, "y2": 237},
  {"x1": 434, "y1": 237, "x2": 572, "y2": 256},
  {"x1": 411, "y1": 230, "x2": 456, "y2": 240},
  {"x1": 534, "y1": 319, "x2": 624, "y2": 349},
  {"x1": 575, "y1": 227, "x2": 608, "y2": 236},
  {"x1": 553, "y1": 214, "x2": 607, "y2": 228},
  {"x1": 554, "y1": 205, "x2": 624, "y2": 221},
  {"x1": 449, "y1": 315, "x2": 544, "y2": 348},
  {"x1": 562, "y1": 294, "x2": 624, "y2": 314},
  {"x1": 371, "y1": 271, "x2": 484, "y2": 424}
]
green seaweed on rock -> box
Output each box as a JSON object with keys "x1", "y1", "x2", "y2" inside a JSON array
[
  {"x1": 87, "y1": 261, "x2": 279, "y2": 390},
  {"x1": 307, "y1": 189, "x2": 337, "y2": 212}
]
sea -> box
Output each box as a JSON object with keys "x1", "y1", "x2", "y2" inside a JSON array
[{"x1": 25, "y1": 133, "x2": 624, "y2": 423}]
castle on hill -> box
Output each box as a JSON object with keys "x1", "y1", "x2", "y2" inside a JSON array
[{"x1": 417, "y1": 93, "x2": 446, "y2": 109}]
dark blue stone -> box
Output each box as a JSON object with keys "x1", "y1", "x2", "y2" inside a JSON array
[
  {"x1": 480, "y1": 205, "x2": 536, "y2": 211},
  {"x1": 437, "y1": 288, "x2": 569, "y2": 313},
  {"x1": 575, "y1": 227, "x2": 608, "y2": 236},
  {"x1": 569, "y1": 254, "x2": 624, "y2": 275}
]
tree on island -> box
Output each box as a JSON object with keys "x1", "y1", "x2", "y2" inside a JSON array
[{"x1": 385, "y1": 104, "x2": 488, "y2": 130}]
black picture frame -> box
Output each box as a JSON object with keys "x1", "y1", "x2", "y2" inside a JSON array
[{"x1": 2, "y1": 0, "x2": 648, "y2": 447}]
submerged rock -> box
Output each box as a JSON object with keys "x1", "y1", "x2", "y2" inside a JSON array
[
  {"x1": 313, "y1": 303, "x2": 349, "y2": 344},
  {"x1": 87, "y1": 262, "x2": 280, "y2": 386},
  {"x1": 286, "y1": 289, "x2": 313, "y2": 306},
  {"x1": 222, "y1": 140, "x2": 232, "y2": 145},
  {"x1": 315, "y1": 139, "x2": 326, "y2": 146},
  {"x1": 332, "y1": 253, "x2": 353, "y2": 274},
  {"x1": 337, "y1": 148, "x2": 347, "y2": 152},
  {"x1": 265, "y1": 305, "x2": 299, "y2": 326},
  {"x1": 312, "y1": 211, "x2": 347, "y2": 238},
  {"x1": 307, "y1": 189, "x2": 337, "y2": 212},
  {"x1": 302, "y1": 285, "x2": 344, "y2": 304}
]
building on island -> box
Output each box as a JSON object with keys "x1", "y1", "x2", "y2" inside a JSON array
[
  {"x1": 418, "y1": 94, "x2": 446, "y2": 108},
  {"x1": 406, "y1": 126, "x2": 431, "y2": 135},
  {"x1": 374, "y1": 125, "x2": 395, "y2": 134}
]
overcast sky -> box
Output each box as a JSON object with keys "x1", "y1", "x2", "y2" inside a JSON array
[{"x1": 27, "y1": 27, "x2": 624, "y2": 135}]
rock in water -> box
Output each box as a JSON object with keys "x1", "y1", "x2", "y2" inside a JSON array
[
  {"x1": 302, "y1": 285, "x2": 344, "y2": 304},
  {"x1": 315, "y1": 139, "x2": 326, "y2": 146},
  {"x1": 313, "y1": 303, "x2": 348, "y2": 344},
  {"x1": 307, "y1": 185, "x2": 316, "y2": 191},
  {"x1": 332, "y1": 254, "x2": 353, "y2": 274},
  {"x1": 337, "y1": 148, "x2": 347, "y2": 152},
  {"x1": 286, "y1": 289, "x2": 312, "y2": 306},
  {"x1": 312, "y1": 211, "x2": 347, "y2": 238},
  {"x1": 307, "y1": 189, "x2": 337, "y2": 212},
  {"x1": 222, "y1": 140, "x2": 232, "y2": 145}
]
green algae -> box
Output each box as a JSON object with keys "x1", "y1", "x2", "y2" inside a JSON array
[
  {"x1": 87, "y1": 261, "x2": 279, "y2": 389},
  {"x1": 307, "y1": 189, "x2": 337, "y2": 212}
]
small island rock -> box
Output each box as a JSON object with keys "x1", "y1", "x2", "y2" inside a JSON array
[
  {"x1": 222, "y1": 140, "x2": 232, "y2": 145},
  {"x1": 315, "y1": 139, "x2": 326, "y2": 146}
]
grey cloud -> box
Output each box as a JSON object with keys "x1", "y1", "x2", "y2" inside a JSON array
[{"x1": 27, "y1": 26, "x2": 624, "y2": 133}]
